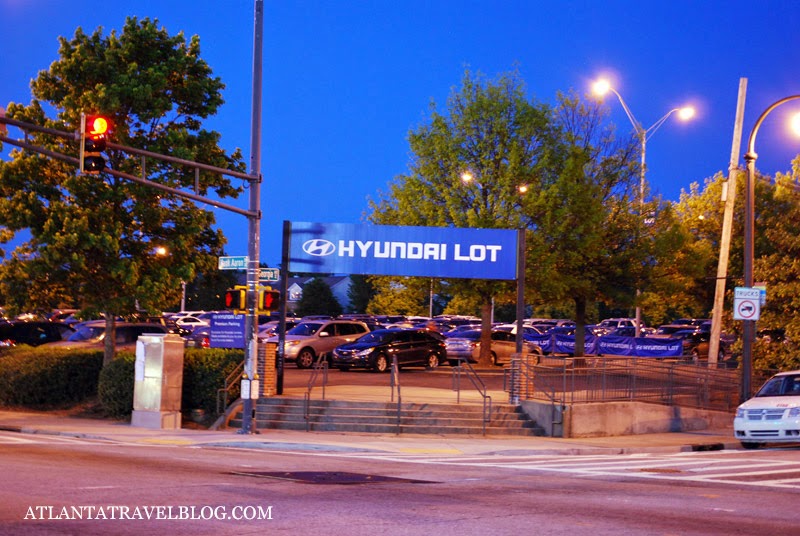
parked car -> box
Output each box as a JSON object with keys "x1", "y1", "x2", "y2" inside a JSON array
[
  {"x1": 594, "y1": 318, "x2": 644, "y2": 336},
  {"x1": 445, "y1": 329, "x2": 542, "y2": 366},
  {"x1": 175, "y1": 313, "x2": 213, "y2": 330},
  {"x1": 0, "y1": 321, "x2": 74, "y2": 347},
  {"x1": 677, "y1": 330, "x2": 732, "y2": 363},
  {"x1": 257, "y1": 320, "x2": 300, "y2": 339},
  {"x1": 184, "y1": 326, "x2": 211, "y2": 349},
  {"x1": 43, "y1": 321, "x2": 169, "y2": 350},
  {"x1": 734, "y1": 369, "x2": 800, "y2": 449},
  {"x1": 331, "y1": 328, "x2": 447, "y2": 372},
  {"x1": 267, "y1": 320, "x2": 370, "y2": 368}
]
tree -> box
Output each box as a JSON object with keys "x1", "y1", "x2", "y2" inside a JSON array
[
  {"x1": 347, "y1": 275, "x2": 375, "y2": 314},
  {"x1": 0, "y1": 17, "x2": 244, "y2": 364},
  {"x1": 295, "y1": 278, "x2": 343, "y2": 318},
  {"x1": 521, "y1": 91, "x2": 644, "y2": 355},
  {"x1": 369, "y1": 70, "x2": 553, "y2": 365}
]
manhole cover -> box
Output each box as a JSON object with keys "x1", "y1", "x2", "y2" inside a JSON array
[{"x1": 229, "y1": 471, "x2": 437, "y2": 485}]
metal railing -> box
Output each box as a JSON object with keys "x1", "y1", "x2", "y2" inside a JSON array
[
  {"x1": 216, "y1": 360, "x2": 244, "y2": 416},
  {"x1": 303, "y1": 354, "x2": 329, "y2": 431},
  {"x1": 509, "y1": 355, "x2": 741, "y2": 412},
  {"x1": 451, "y1": 358, "x2": 492, "y2": 435},
  {"x1": 391, "y1": 356, "x2": 402, "y2": 434}
]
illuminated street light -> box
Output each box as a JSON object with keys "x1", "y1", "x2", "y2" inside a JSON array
[
  {"x1": 741, "y1": 95, "x2": 800, "y2": 401},
  {"x1": 592, "y1": 77, "x2": 695, "y2": 333}
]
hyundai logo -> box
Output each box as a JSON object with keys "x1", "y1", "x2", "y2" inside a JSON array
[{"x1": 303, "y1": 239, "x2": 336, "y2": 256}]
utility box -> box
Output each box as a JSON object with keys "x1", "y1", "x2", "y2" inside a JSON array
[{"x1": 131, "y1": 333, "x2": 185, "y2": 430}]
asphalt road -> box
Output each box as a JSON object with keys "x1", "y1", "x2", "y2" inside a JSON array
[{"x1": 2, "y1": 431, "x2": 799, "y2": 535}]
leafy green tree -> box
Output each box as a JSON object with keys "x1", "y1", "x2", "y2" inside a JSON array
[
  {"x1": 369, "y1": 70, "x2": 553, "y2": 365},
  {"x1": 295, "y1": 278, "x2": 343, "y2": 318},
  {"x1": 366, "y1": 276, "x2": 432, "y2": 317},
  {"x1": 0, "y1": 17, "x2": 244, "y2": 364},
  {"x1": 521, "y1": 92, "x2": 643, "y2": 355},
  {"x1": 347, "y1": 275, "x2": 375, "y2": 314}
]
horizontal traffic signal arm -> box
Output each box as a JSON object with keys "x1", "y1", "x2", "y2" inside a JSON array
[{"x1": 0, "y1": 115, "x2": 260, "y2": 219}]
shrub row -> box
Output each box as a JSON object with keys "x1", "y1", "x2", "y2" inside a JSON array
[
  {"x1": 0, "y1": 347, "x2": 103, "y2": 407},
  {"x1": 0, "y1": 346, "x2": 244, "y2": 419}
]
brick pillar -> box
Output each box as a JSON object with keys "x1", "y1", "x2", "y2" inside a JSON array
[{"x1": 258, "y1": 342, "x2": 277, "y2": 397}]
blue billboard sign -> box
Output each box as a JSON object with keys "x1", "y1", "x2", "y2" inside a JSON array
[{"x1": 289, "y1": 222, "x2": 519, "y2": 280}]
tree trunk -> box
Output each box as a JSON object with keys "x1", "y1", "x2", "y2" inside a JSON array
[
  {"x1": 103, "y1": 313, "x2": 117, "y2": 366},
  {"x1": 573, "y1": 296, "x2": 587, "y2": 357},
  {"x1": 477, "y1": 298, "x2": 494, "y2": 367}
]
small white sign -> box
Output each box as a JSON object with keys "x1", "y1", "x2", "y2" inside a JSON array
[{"x1": 734, "y1": 287, "x2": 761, "y2": 321}]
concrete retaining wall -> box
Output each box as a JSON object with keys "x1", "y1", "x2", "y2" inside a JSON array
[{"x1": 520, "y1": 399, "x2": 733, "y2": 438}]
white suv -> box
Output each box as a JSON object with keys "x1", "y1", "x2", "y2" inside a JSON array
[
  {"x1": 734, "y1": 370, "x2": 800, "y2": 449},
  {"x1": 269, "y1": 320, "x2": 369, "y2": 368}
]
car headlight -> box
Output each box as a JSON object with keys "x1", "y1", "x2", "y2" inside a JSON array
[
  {"x1": 735, "y1": 408, "x2": 746, "y2": 419},
  {"x1": 356, "y1": 349, "x2": 373, "y2": 357},
  {"x1": 789, "y1": 408, "x2": 800, "y2": 418}
]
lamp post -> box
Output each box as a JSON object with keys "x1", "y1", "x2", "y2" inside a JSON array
[
  {"x1": 592, "y1": 79, "x2": 695, "y2": 333},
  {"x1": 741, "y1": 95, "x2": 800, "y2": 401}
]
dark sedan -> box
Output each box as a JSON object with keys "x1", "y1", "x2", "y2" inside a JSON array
[
  {"x1": 331, "y1": 329, "x2": 447, "y2": 372},
  {"x1": 0, "y1": 321, "x2": 74, "y2": 347}
]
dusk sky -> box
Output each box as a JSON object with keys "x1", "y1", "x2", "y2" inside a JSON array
[{"x1": 3, "y1": 0, "x2": 800, "y2": 267}]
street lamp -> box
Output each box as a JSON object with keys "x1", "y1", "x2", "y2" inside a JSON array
[
  {"x1": 592, "y1": 78, "x2": 695, "y2": 332},
  {"x1": 741, "y1": 95, "x2": 800, "y2": 401}
]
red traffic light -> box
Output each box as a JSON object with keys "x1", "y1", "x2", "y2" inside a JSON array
[
  {"x1": 87, "y1": 116, "x2": 109, "y2": 137},
  {"x1": 80, "y1": 113, "x2": 110, "y2": 174}
]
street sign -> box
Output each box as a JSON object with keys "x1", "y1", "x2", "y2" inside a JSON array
[
  {"x1": 218, "y1": 256, "x2": 248, "y2": 270},
  {"x1": 259, "y1": 267, "x2": 280, "y2": 282},
  {"x1": 733, "y1": 287, "x2": 761, "y2": 321}
]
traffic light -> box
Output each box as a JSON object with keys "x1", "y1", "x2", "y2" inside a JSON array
[
  {"x1": 79, "y1": 113, "x2": 110, "y2": 174},
  {"x1": 259, "y1": 287, "x2": 281, "y2": 312},
  {"x1": 224, "y1": 286, "x2": 247, "y2": 312}
]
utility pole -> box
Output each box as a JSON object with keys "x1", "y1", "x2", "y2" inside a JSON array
[
  {"x1": 240, "y1": 0, "x2": 264, "y2": 434},
  {"x1": 709, "y1": 78, "x2": 747, "y2": 365}
]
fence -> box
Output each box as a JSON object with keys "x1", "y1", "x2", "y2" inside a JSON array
[{"x1": 509, "y1": 355, "x2": 741, "y2": 412}]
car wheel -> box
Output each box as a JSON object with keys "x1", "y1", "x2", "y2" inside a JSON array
[
  {"x1": 741, "y1": 441, "x2": 762, "y2": 450},
  {"x1": 426, "y1": 352, "x2": 440, "y2": 370},
  {"x1": 373, "y1": 354, "x2": 389, "y2": 373},
  {"x1": 296, "y1": 348, "x2": 315, "y2": 369}
]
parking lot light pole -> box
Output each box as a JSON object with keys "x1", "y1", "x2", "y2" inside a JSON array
[
  {"x1": 591, "y1": 79, "x2": 695, "y2": 335},
  {"x1": 741, "y1": 94, "x2": 800, "y2": 402}
]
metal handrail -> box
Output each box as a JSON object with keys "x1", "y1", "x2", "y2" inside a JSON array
[
  {"x1": 303, "y1": 354, "x2": 329, "y2": 431},
  {"x1": 391, "y1": 356, "x2": 402, "y2": 434},
  {"x1": 216, "y1": 360, "x2": 244, "y2": 415},
  {"x1": 451, "y1": 358, "x2": 492, "y2": 435}
]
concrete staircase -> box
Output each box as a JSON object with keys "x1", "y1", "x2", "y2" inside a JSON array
[{"x1": 227, "y1": 397, "x2": 545, "y2": 436}]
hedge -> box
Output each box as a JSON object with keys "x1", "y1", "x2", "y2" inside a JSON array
[{"x1": 0, "y1": 346, "x2": 244, "y2": 419}]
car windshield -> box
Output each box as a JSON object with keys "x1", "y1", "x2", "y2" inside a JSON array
[
  {"x1": 755, "y1": 374, "x2": 800, "y2": 397},
  {"x1": 452, "y1": 331, "x2": 481, "y2": 340},
  {"x1": 68, "y1": 325, "x2": 105, "y2": 342},
  {"x1": 355, "y1": 331, "x2": 395, "y2": 344},
  {"x1": 287, "y1": 322, "x2": 323, "y2": 336}
]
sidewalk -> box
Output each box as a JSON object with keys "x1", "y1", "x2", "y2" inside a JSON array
[{"x1": 0, "y1": 403, "x2": 740, "y2": 457}]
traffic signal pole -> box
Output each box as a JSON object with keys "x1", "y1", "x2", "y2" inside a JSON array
[{"x1": 240, "y1": 0, "x2": 264, "y2": 435}]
